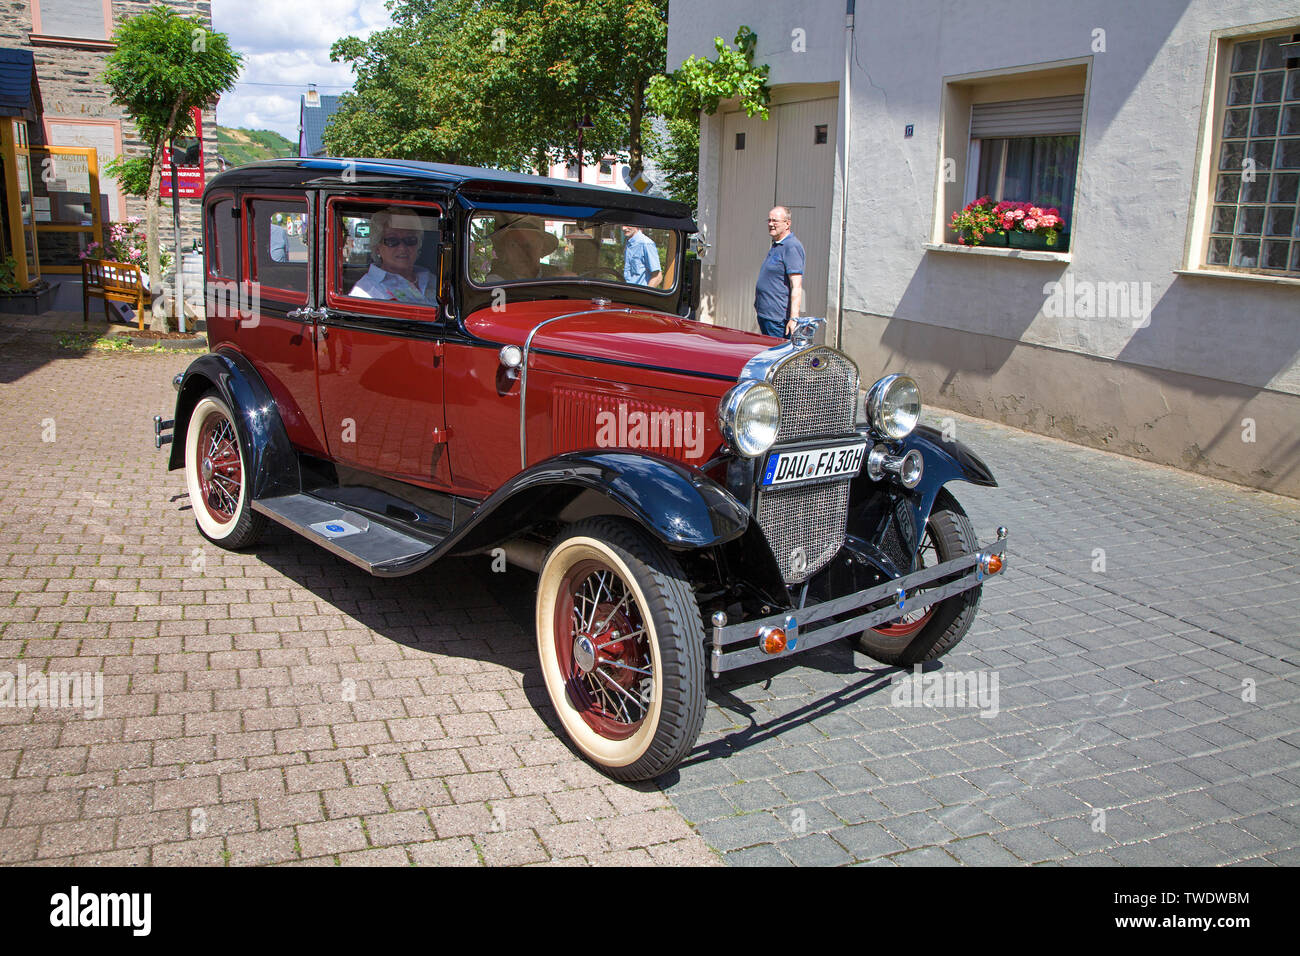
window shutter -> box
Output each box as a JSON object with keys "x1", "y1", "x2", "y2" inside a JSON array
[{"x1": 970, "y1": 95, "x2": 1085, "y2": 138}]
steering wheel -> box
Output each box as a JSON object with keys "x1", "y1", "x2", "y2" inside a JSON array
[{"x1": 580, "y1": 267, "x2": 623, "y2": 281}]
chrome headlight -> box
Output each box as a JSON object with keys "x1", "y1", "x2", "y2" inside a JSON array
[
  {"x1": 865, "y1": 374, "x2": 922, "y2": 440},
  {"x1": 717, "y1": 381, "x2": 780, "y2": 458}
]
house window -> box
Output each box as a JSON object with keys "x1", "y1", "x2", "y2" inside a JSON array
[
  {"x1": 598, "y1": 159, "x2": 614, "y2": 182},
  {"x1": 31, "y1": 0, "x2": 111, "y2": 41},
  {"x1": 1205, "y1": 32, "x2": 1300, "y2": 276},
  {"x1": 970, "y1": 95, "x2": 1084, "y2": 234}
]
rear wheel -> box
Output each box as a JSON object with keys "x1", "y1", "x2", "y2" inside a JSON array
[
  {"x1": 535, "y1": 518, "x2": 706, "y2": 781},
  {"x1": 184, "y1": 392, "x2": 265, "y2": 549},
  {"x1": 854, "y1": 489, "x2": 980, "y2": 665}
]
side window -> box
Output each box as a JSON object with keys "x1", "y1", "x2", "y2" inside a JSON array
[
  {"x1": 247, "y1": 198, "x2": 309, "y2": 297},
  {"x1": 207, "y1": 198, "x2": 238, "y2": 280},
  {"x1": 329, "y1": 202, "x2": 440, "y2": 311},
  {"x1": 469, "y1": 213, "x2": 678, "y2": 291}
]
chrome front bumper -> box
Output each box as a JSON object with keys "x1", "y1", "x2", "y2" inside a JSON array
[{"x1": 709, "y1": 530, "x2": 1008, "y2": 676}]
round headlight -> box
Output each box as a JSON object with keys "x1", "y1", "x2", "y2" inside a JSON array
[
  {"x1": 866, "y1": 374, "x2": 922, "y2": 440},
  {"x1": 717, "y1": 381, "x2": 780, "y2": 458}
]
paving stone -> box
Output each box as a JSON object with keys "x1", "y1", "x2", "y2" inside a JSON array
[{"x1": 2, "y1": 337, "x2": 1298, "y2": 870}]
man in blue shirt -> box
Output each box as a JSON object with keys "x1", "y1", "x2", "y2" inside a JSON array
[
  {"x1": 622, "y1": 225, "x2": 662, "y2": 287},
  {"x1": 754, "y1": 206, "x2": 804, "y2": 338}
]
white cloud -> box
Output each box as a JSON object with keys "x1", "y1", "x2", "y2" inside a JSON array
[{"x1": 211, "y1": 0, "x2": 394, "y2": 141}]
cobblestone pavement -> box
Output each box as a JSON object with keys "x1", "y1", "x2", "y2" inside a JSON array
[
  {"x1": 671, "y1": 415, "x2": 1300, "y2": 866},
  {"x1": 0, "y1": 332, "x2": 715, "y2": 866},
  {"x1": 2, "y1": 326, "x2": 1298, "y2": 866}
]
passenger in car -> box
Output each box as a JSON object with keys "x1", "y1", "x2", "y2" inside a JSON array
[
  {"x1": 348, "y1": 207, "x2": 437, "y2": 304},
  {"x1": 486, "y1": 215, "x2": 559, "y2": 282}
]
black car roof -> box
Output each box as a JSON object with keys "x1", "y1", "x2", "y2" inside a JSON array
[{"x1": 208, "y1": 157, "x2": 693, "y2": 222}]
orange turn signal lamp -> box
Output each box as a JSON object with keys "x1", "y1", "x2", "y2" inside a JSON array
[
  {"x1": 978, "y1": 552, "x2": 1005, "y2": 580},
  {"x1": 757, "y1": 616, "x2": 798, "y2": 655}
]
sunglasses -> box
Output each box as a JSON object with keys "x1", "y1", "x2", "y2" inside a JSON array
[{"x1": 381, "y1": 236, "x2": 420, "y2": 248}]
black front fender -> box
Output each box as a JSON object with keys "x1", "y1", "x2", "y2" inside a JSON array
[
  {"x1": 845, "y1": 425, "x2": 996, "y2": 575},
  {"x1": 446, "y1": 451, "x2": 749, "y2": 557},
  {"x1": 167, "y1": 350, "x2": 299, "y2": 500}
]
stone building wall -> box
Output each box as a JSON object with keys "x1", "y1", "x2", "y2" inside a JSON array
[{"x1": 3, "y1": 0, "x2": 219, "y2": 262}]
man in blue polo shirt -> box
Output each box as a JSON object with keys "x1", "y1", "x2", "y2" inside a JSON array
[
  {"x1": 754, "y1": 206, "x2": 804, "y2": 338},
  {"x1": 622, "y1": 225, "x2": 662, "y2": 287}
]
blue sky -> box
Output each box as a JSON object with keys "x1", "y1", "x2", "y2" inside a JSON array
[{"x1": 211, "y1": 0, "x2": 394, "y2": 140}]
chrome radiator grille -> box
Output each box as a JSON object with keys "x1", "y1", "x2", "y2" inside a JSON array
[
  {"x1": 755, "y1": 346, "x2": 861, "y2": 584},
  {"x1": 771, "y1": 347, "x2": 859, "y2": 443},
  {"x1": 757, "y1": 480, "x2": 852, "y2": 584}
]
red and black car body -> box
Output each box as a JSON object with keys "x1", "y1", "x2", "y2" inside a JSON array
[{"x1": 157, "y1": 159, "x2": 1007, "y2": 781}]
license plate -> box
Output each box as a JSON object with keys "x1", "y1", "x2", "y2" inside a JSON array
[{"x1": 761, "y1": 441, "x2": 867, "y2": 487}]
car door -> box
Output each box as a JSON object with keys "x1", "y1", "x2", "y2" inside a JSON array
[
  {"x1": 236, "y1": 189, "x2": 329, "y2": 456},
  {"x1": 313, "y1": 195, "x2": 452, "y2": 488}
]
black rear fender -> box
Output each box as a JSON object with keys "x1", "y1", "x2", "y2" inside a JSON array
[{"x1": 167, "y1": 351, "x2": 299, "y2": 500}]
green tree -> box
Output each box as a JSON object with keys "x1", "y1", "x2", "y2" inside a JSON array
[
  {"x1": 325, "y1": 5, "x2": 769, "y2": 208},
  {"x1": 326, "y1": 0, "x2": 665, "y2": 174},
  {"x1": 647, "y1": 26, "x2": 770, "y2": 206},
  {"x1": 102, "y1": 5, "x2": 241, "y2": 329}
]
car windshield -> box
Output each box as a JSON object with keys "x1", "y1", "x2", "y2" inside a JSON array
[{"x1": 468, "y1": 212, "x2": 679, "y2": 292}]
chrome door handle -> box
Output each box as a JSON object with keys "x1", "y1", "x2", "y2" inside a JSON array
[{"x1": 286, "y1": 307, "x2": 310, "y2": 320}]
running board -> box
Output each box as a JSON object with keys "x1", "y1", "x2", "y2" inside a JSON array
[{"x1": 252, "y1": 494, "x2": 440, "y2": 575}]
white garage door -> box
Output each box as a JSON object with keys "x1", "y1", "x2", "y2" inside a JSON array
[{"x1": 714, "y1": 97, "x2": 837, "y2": 332}]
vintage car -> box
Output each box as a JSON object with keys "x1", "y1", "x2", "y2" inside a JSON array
[{"x1": 154, "y1": 158, "x2": 1007, "y2": 781}]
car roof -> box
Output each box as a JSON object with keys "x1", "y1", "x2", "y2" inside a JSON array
[{"x1": 208, "y1": 157, "x2": 693, "y2": 222}]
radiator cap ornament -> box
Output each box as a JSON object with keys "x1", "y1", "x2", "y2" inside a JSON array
[{"x1": 790, "y1": 316, "x2": 825, "y2": 349}]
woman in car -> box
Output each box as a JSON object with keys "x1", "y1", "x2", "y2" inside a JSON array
[{"x1": 348, "y1": 207, "x2": 437, "y2": 304}]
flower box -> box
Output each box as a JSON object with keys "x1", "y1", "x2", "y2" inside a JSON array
[
  {"x1": 0, "y1": 281, "x2": 56, "y2": 314},
  {"x1": 1008, "y1": 230, "x2": 1069, "y2": 252}
]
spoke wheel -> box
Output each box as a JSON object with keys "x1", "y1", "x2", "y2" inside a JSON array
[
  {"x1": 196, "y1": 410, "x2": 243, "y2": 524},
  {"x1": 184, "y1": 393, "x2": 265, "y2": 548},
  {"x1": 536, "y1": 518, "x2": 706, "y2": 781},
  {"x1": 555, "y1": 561, "x2": 656, "y2": 740},
  {"x1": 854, "y1": 490, "x2": 981, "y2": 665},
  {"x1": 870, "y1": 525, "x2": 940, "y2": 638}
]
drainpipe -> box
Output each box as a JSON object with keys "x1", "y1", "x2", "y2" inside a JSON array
[{"x1": 835, "y1": 0, "x2": 855, "y2": 350}]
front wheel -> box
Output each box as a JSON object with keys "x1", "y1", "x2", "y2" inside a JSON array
[
  {"x1": 535, "y1": 517, "x2": 706, "y2": 782},
  {"x1": 854, "y1": 489, "x2": 980, "y2": 665},
  {"x1": 184, "y1": 392, "x2": 265, "y2": 549}
]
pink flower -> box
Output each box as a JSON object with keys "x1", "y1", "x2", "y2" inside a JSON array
[{"x1": 1023, "y1": 219, "x2": 1038, "y2": 231}]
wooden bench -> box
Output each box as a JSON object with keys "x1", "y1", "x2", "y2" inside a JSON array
[{"x1": 82, "y1": 258, "x2": 151, "y2": 330}]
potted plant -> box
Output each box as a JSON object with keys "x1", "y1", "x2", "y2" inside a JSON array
[
  {"x1": 0, "y1": 256, "x2": 56, "y2": 314},
  {"x1": 948, "y1": 196, "x2": 1004, "y2": 246},
  {"x1": 992, "y1": 201, "x2": 1068, "y2": 251},
  {"x1": 80, "y1": 218, "x2": 173, "y2": 281}
]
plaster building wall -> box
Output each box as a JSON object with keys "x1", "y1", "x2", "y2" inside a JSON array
[{"x1": 669, "y1": 0, "x2": 1300, "y2": 497}]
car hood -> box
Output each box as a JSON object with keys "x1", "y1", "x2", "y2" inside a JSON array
[{"x1": 465, "y1": 301, "x2": 774, "y2": 382}]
